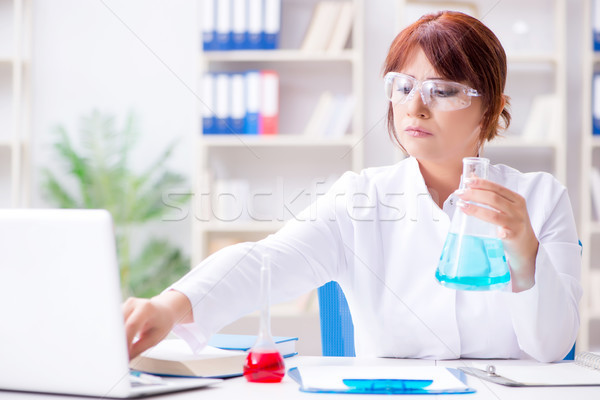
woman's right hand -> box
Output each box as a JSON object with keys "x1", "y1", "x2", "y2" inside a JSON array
[{"x1": 122, "y1": 290, "x2": 193, "y2": 360}]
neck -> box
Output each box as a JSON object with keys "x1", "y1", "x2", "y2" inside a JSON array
[{"x1": 416, "y1": 159, "x2": 463, "y2": 208}]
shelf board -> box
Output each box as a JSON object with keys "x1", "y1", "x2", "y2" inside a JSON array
[
  {"x1": 202, "y1": 49, "x2": 355, "y2": 63},
  {"x1": 591, "y1": 136, "x2": 600, "y2": 148},
  {"x1": 199, "y1": 134, "x2": 357, "y2": 148},
  {"x1": 0, "y1": 57, "x2": 31, "y2": 66},
  {"x1": 507, "y1": 53, "x2": 558, "y2": 65},
  {"x1": 199, "y1": 221, "x2": 285, "y2": 233},
  {"x1": 486, "y1": 137, "x2": 558, "y2": 148}
]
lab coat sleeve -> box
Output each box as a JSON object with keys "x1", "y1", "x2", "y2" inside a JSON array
[
  {"x1": 507, "y1": 187, "x2": 582, "y2": 362},
  {"x1": 167, "y1": 172, "x2": 357, "y2": 353}
]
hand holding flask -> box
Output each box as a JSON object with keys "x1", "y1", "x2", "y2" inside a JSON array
[{"x1": 435, "y1": 157, "x2": 510, "y2": 291}]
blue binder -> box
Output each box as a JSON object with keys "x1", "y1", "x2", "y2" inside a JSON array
[
  {"x1": 263, "y1": 0, "x2": 281, "y2": 49},
  {"x1": 201, "y1": 0, "x2": 217, "y2": 51},
  {"x1": 244, "y1": 70, "x2": 261, "y2": 134},
  {"x1": 594, "y1": 72, "x2": 600, "y2": 135},
  {"x1": 594, "y1": 0, "x2": 600, "y2": 51}
]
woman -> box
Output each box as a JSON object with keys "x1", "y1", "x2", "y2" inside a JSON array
[{"x1": 123, "y1": 11, "x2": 581, "y2": 363}]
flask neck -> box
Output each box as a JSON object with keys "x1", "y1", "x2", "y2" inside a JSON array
[
  {"x1": 461, "y1": 157, "x2": 489, "y2": 189},
  {"x1": 257, "y1": 260, "x2": 275, "y2": 345}
]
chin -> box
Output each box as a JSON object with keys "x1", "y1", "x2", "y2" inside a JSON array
[{"x1": 401, "y1": 141, "x2": 435, "y2": 160}]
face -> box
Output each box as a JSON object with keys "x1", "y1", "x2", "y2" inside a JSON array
[{"x1": 392, "y1": 48, "x2": 483, "y2": 166}]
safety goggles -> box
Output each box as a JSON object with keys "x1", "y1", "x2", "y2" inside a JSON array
[{"x1": 384, "y1": 72, "x2": 481, "y2": 111}]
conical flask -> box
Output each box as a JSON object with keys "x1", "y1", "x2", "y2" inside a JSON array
[
  {"x1": 243, "y1": 254, "x2": 285, "y2": 383},
  {"x1": 435, "y1": 157, "x2": 510, "y2": 291}
]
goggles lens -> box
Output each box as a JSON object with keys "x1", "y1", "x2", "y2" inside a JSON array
[{"x1": 384, "y1": 72, "x2": 480, "y2": 111}]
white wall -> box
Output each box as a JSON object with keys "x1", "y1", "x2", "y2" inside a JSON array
[
  {"x1": 26, "y1": 0, "x2": 586, "y2": 356},
  {"x1": 29, "y1": 0, "x2": 584, "y2": 269},
  {"x1": 31, "y1": 0, "x2": 197, "y2": 252}
]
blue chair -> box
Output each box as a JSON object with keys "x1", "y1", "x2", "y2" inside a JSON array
[
  {"x1": 317, "y1": 280, "x2": 576, "y2": 360},
  {"x1": 317, "y1": 281, "x2": 355, "y2": 356}
]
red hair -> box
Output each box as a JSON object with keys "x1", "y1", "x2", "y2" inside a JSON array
[{"x1": 383, "y1": 11, "x2": 511, "y2": 149}]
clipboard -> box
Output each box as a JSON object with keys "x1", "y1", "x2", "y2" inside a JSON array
[
  {"x1": 288, "y1": 366, "x2": 476, "y2": 394},
  {"x1": 459, "y1": 364, "x2": 600, "y2": 387}
]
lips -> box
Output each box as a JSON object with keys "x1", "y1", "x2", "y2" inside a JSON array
[{"x1": 404, "y1": 126, "x2": 432, "y2": 138}]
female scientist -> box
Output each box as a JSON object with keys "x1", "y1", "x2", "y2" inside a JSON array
[{"x1": 123, "y1": 11, "x2": 581, "y2": 363}]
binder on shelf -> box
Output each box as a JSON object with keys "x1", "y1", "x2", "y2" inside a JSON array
[
  {"x1": 301, "y1": 2, "x2": 343, "y2": 52},
  {"x1": 521, "y1": 94, "x2": 559, "y2": 142},
  {"x1": 590, "y1": 167, "x2": 600, "y2": 221},
  {"x1": 245, "y1": 70, "x2": 261, "y2": 134},
  {"x1": 214, "y1": 73, "x2": 231, "y2": 134},
  {"x1": 201, "y1": 74, "x2": 216, "y2": 134},
  {"x1": 594, "y1": 71, "x2": 600, "y2": 135},
  {"x1": 594, "y1": 0, "x2": 600, "y2": 51},
  {"x1": 231, "y1": 0, "x2": 248, "y2": 50},
  {"x1": 589, "y1": 270, "x2": 600, "y2": 315},
  {"x1": 324, "y1": 95, "x2": 354, "y2": 138},
  {"x1": 303, "y1": 91, "x2": 335, "y2": 137},
  {"x1": 203, "y1": 0, "x2": 281, "y2": 51},
  {"x1": 263, "y1": 0, "x2": 281, "y2": 50},
  {"x1": 229, "y1": 73, "x2": 246, "y2": 134},
  {"x1": 201, "y1": 0, "x2": 217, "y2": 51},
  {"x1": 247, "y1": 0, "x2": 263, "y2": 49},
  {"x1": 326, "y1": 2, "x2": 354, "y2": 52},
  {"x1": 259, "y1": 70, "x2": 279, "y2": 135},
  {"x1": 216, "y1": 0, "x2": 232, "y2": 50},
  {"x1": 212, "y1": 179, "x2": 251, "y2": 222}
]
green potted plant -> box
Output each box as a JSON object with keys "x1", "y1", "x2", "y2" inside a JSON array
[{"x1": 41, "y1": 110, "x2": 191, "y2": 297}]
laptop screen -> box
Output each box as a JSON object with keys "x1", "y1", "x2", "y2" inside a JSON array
[{"x1": 0, "y1": 209, "x2": 132, "y2": 397}]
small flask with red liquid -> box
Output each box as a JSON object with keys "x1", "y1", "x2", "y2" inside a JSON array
[{"x1": 243, "y1": 255, "x2": 285, "y2": 383}]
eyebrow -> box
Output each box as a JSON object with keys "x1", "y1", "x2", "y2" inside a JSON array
[{"x1": 403, "y1": 73, "x2": 444, "y2": 81}]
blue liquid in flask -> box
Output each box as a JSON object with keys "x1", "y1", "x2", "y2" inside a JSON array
[{"x1": 436, "y1": 233, "x2": 510, "y2": 291}]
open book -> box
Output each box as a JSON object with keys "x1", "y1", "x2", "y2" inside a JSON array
[{"x1": 129, "y1": 339, "x2": 247, "y2": 378}]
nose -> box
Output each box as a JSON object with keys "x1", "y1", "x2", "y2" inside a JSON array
[{"x1": 405, "y1": 87, "x2": 430, "y2": 118}]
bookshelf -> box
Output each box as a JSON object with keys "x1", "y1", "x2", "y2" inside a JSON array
[
  {"x1": 580, "y1": 0, "x2": 600, "y2": 352},
  {"x1": 396, "y1": 0, "x2": 568, "y2": 183},
  {"x1": 0, "y1": 0, "x2": 30, "y2": 208},
  {"x1": 193, "y1": 0, "x2": 365, "y2": 267}
]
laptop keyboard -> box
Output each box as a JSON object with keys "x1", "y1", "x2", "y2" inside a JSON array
[
  {"x1": 130, "y1": 379, "x2": 164, "y2": 388},
  {"x1": 130, "y1": 371, "x2": 167, "y2": 387}
]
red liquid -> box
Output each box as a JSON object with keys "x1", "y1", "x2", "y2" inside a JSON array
[{"x1": 243, "y1": 350, "x2": 285, "y2": 383}]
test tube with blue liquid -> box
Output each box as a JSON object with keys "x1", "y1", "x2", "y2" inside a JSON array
[{"x1": 435, "y1": 157, "x2": 510, "y2": 291}]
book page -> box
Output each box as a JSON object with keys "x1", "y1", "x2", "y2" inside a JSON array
[{"x1": 141, "y1": 339, "x2": 244, "y2": 362}]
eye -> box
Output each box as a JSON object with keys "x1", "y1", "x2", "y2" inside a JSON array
[
  {"x1": 396, "y1": 80, "x2": 413, "y2": 95},
  {"x1": 431, "y1": 83, "x2": 460, "y2": 98}
]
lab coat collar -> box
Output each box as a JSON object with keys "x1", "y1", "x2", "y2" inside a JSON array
[{"x1": 405, "y1": 156, "x2": 446, "y2": 224}]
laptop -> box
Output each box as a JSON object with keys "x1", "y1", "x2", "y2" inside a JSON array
[{"x1": 0, "y1": 209, "x2": 221, "y2": 398}]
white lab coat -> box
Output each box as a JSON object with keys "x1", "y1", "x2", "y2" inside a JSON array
[{"x1": 171, "y1": 156, "x2": 581, "y2": 362}]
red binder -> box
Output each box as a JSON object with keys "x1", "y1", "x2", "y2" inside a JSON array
[{"x1": 259, "y1": 70, "x2": 279, "y2": 135}]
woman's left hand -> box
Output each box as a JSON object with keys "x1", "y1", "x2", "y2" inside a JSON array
[{"x1": 457, "y1": 178, "x2": 538, "y2": 292}]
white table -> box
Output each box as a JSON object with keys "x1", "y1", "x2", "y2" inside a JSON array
[{"x1": 1, "y1": 356, "x2": 599, "y2": 399}]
